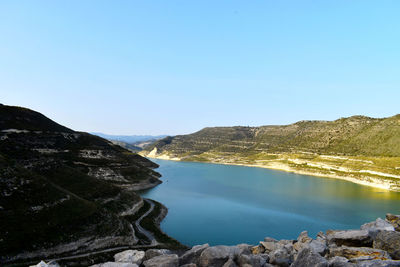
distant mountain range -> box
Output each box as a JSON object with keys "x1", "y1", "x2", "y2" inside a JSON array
[
  {"x1": 92, "y1": 133, "x2": 167, "y2": 144},
  {"x1": 141, "y1": 114, "x2": 400, "y2": 191}
]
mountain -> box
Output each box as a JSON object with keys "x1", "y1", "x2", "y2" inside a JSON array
[
  {"x1": 141, "y1": 115, "x2": 400, "y2": 191},
  {"x1": 0, "y1": 104, "x2": 177, "y2": 265},
  {"x1": 92, "y1": 133, "x2": 167, "y2": 145}
]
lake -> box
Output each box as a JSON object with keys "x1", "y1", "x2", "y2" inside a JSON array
[{"x1": 141, "y1": 159, "x2": 400, "y2": 246}]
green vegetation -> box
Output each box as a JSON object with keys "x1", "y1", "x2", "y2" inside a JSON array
[{"x1": 143, "y1": 114, "x2": 400, "y2": 190}]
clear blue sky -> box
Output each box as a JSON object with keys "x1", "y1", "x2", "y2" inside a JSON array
[{"x1": 1, "y1": 1, "x2": 399, "y2": 135}]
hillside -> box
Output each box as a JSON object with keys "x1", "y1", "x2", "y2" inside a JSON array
[
  {"x1": 141, "y1": 115, "x2": 400, "y2": 191},
  {"x1": 0, "y1": 104, "x2": 177, "y2": 265}
]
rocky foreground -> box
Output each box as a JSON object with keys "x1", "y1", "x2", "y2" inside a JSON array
[{"x1": 32, "y1": 214, "x2": 400, "y2": 267}]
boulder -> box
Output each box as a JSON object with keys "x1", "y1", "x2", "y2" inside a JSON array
[
  {"x1": 373, "y1": 230, "x2": 400, "y2": 260},
  {"x1": 329, "y1": 246, "x2": 391, "y2": 261},
  {"x1": 251, "y1": 244, "x2": 265, "y2": 254},
  {"x1": 235, "y1": 244, "x2": 252, "y2": 255},
  {"x1": 309, "y1": 239, "x2": 328, "y2": 256},
  {"x1": 237, "y1": 254, "x2": 267, "y2": 267},
  {"x1": 222, "y1": 258, "x2": 237, "y2": 267},
  {"x1": 114, "y1": 250, "x2": 145, "y2": 265},
  {"x1": 269, "y1": 248, "x2": 293, "y2": 267},
  {"x1": 30, "y1": 261, "x2": 60, "y2": 267},
  {"x1": 361, "y1": 218, "x2": 395, "y2": 232},
  {"x1": 264, "y1": 237, "x2": 278, "y2": 242},
  {"x1": 291, "y1": 247, "x2": 328, "y2": 267},
  {"x1": 90, "y1": 263, "x2": 138, "y2": 267},
  {"x1": 386, "y1": 214, "x2": 400, "y2": 231},
  {"x1": 297, "y1": 231, "x2": 313, "y2": 243},
  {"x1": 143, "y1": 254, "x2": 179, "y2": 267},
  {"x1": 180, "y1": 244, "x2": 209, "y2": 265},
  {"x1": 260, "y1": 241, "x2": 278, "y2": 253},
  {"x1": 327, "y1": 230, "x2": 372, "y2": 247},
  {"x1": 328, "y1": 256, "x2": 355, "y2": 267},
  {"x1": 199, "y1": 246, "x2": 239, "y2": 267},
  {"x1": 355, "y1": 259, "x2": 400, "y2": 267},
  {"x1": 144, "y1": 249, "x2": 171, "y2": 261}
]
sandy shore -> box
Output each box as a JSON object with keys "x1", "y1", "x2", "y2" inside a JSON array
[{"x1": 144, "y1": 154, "x2": 398, "y2": 192}]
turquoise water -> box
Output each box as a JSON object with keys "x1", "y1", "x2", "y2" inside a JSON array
[{"x1": 141, "y1": 159, "x2": 400, "y2": 246}]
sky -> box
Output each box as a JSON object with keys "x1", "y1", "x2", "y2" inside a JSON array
[{"x1": 1, "y1": 1, "x2": 399, "y2": 135}]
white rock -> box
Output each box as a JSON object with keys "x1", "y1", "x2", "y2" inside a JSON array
[{"x1": 114, "y1": 250, "x2": 145, "y2": 264}]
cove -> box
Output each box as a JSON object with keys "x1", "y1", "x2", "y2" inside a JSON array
[{"x1": 140, "y1": 159, "x2": 400, "y2": 246}]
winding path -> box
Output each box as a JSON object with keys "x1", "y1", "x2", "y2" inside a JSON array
[{"x1": 45, "y1": 198, "x2": 159, "y2": 263}]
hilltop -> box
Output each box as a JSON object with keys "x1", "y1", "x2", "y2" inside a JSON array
[
  {"x1": 141, "y1": 114, "x2": 400, "y2": 191},
  {"x1": 0, "y1": 104, "x2": 182, "y2": 265}
]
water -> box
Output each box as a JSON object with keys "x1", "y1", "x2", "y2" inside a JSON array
[{"x1": 141, "y1": 159, "x2": 400, "y2": 246}]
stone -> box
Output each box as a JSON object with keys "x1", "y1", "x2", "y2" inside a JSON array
[
  {"x1": 90, "y1": 263, "x2": 138, "y2": 267},
  {"x1": 222, "y1": 258, "x2": 237, "y2": 267},
  {"x1": 235, "y1": 243, "x2": 252, "y2": 255},
  {"x1": 144, "y1": 249, "x2": 171, "y2": 260},
  {"x1": 328, "y1": 256, "x2": 355, "y2": 267},
  {"x1": 329, "y1": 246, "x2": 391, "y2": 261},
  {"x1": 361, "y1": 218, "x2": 395, "y2": 232},
  {"x1": 180, "y1": 244, "x2": 209, "y2": 265},
  {"x1": 309, "y1": 239, "x2": 328, "y2": 256},
  {"x1": 386, "y1": 214, "x2": 400, "y2": 231},
  {"x1": 143, "y1": 254, "x2": 179, "y2": 267},
  {"x1": 291, "y1": 247, "x2": 328, "y2": 267},
  {"x1": 260, "y1": 241, "x2": 278, "y2": 253},
  {"x1": 297, "y1": 231, "x2": 313, "y2": 243},
  {"x1": 114, "y1": 250, "x2": 145, "y2": 265},
  {"x1": 327, "y1": 230, "x2": 372, "y2": 247},
  {"x1": 264, "y1": 237, "x2": 278, "y2": 242},
  {"x1": 269, "y1": 248, "x2": 293, "y2": 267},
  {"x1": 30, "y1": 261, "x2": 60, "y2": 267},
  {"x1": 373, "y1": 230, "x2": 400, "y2": 260},
  {"x1": 180, "y1": 264, "x2": 197, "y2": 267},
  {"x1": 355, "y1": 259, "x2": 400, "y2": 267},
  {"x1": 251, "y1": 244, "x2": 265, "y2": 254},
  {"x1": 237, "y1": 254, "x2": 267, "y2": 267},
  {"x1": 199, "y1": 246, "x2": 239, "y2": 267}
]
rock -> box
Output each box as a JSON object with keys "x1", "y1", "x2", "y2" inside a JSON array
[
  {"x1": 328, "y1": 256, "x2": 355, "y2": 267},
  {"x1": 373, "y1": 230, "x2": 400, "y2": 260},
  {"x1": 236, "y1": 244, "x2": 252, "y2": 255},
  {"x1": 291, "y1": 247, "x2": 328, "y2": 267},
  {"x1": 144, "y1": 249, "x2": 171, "y2": 260},
  {"x1": 260, "y1": 241, "x2": 278, "y2": 253},
  {"x1": 264, "y1": 237, "x2": 278, "y2": 242},
  {"x1": 90, "y1": 263, "x2": 138, "y2": 267},
  {"x1": 30, "y1": 261, "x2": 60, "y2": 267},
  {"x1": 237, "y1": 254, "x2": 267, "y2": 267},
  {"x1": 269, "y1": 248, "x2": 293, "y2": 267},
  {"x1": 297, "y1": 231, "x2": 313, "y2": 243},
  {"x1": 180, "y1": 264, "x2": 197, "y2": 267},
  {"x1": 361, "y1": 218, "x2": 395, "y2": 232},
  {"x1": 329, "y1": 246, "x2": 391, "y2": 261},
  {"x1": 180, "y1": 244, "x2": 209, "y2": 265},
  {"x1": 114, "y1": 250, "x2": 145, "y2": 265},
  {"x1": 327, "y1": 230, "x2": 372, "y2": 247},
  {"x1": 355, "y1": 259, "x2": 400, "y2": 267},
  {"x1": 199, "y1": 246, "x2": 239, "y2": 267},
  {"x1": 142, "y1": 254, "x2": 179, "y2": 267},
  {"x1": 251, "y1": 244, "x2": 265, "y2": 254},
  {"x1": 222, "y1": 258, "x2": 237, "y2": 267},
  {"x1": 386, "y1": 214, "x2": 400, "y2": 231},
  {"x1": 309, "y1": 239, "x2": 328, "y2": 256}
]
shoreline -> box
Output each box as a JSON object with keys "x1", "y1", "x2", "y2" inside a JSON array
[{"x1": 144, "y1": 154, "x2": 399, "y2": 192}]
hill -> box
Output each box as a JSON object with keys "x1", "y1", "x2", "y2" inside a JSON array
[
  {"x1": 141, "y1": 115, "x2": 400, "y2": 191},
  {"x1": 0, "y1": 104, "x2": 177, "y2": 265}
]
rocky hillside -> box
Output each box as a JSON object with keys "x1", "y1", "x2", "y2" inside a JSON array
[
  {"x1": 36, "y1": 214, "x2": 400, "y2": 267},
  {"x1": 141, "y1": 115, "x2": 400, "y2": 191},
  {"x1": 0, "y1": 104, "x2": 170, "y2": 265}
]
